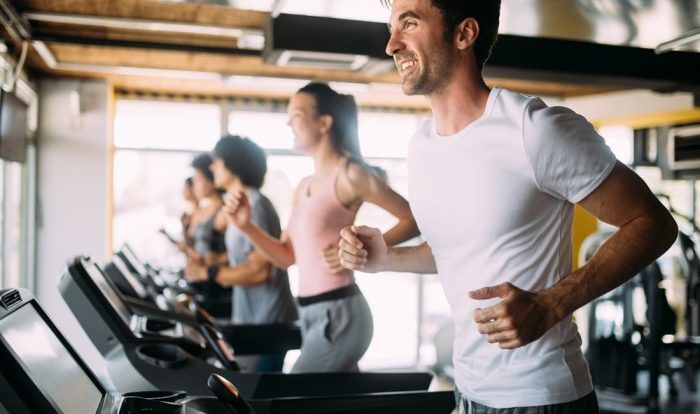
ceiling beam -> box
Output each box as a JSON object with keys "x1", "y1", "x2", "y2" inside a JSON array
[
  {"x1": 32, "y1": 33, "x2": 261, "y2": 56},
  {"x1": 24, "y1": 12, "x2": 263, "y2": 40},
  {"x1": 486, "y1": 35, "x2": 700, "y2": 93},
  {"x1": 14, "y1": 0, "x2": 268, "y2": 28}
]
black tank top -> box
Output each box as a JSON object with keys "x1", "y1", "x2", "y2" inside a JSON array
[{"x1": 192, "y1": 209, "x2": 226, "y2": 257}]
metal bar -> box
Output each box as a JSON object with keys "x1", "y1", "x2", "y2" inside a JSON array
[
  {"x1": 416, "y1": 274, "x2": 424, "y2": 366},
  {"x1": 270, "y1": 0, "x2": 287, "y2": 18},
  {"x1": 31, "y1": 41, "x2": 56, "y2": 68},
  {"x1": 655, "y1": 27, "x2": 700, "y2": 55},
  {"x1": 0, "y1": 0, "x2": 31, "y2": 39}
]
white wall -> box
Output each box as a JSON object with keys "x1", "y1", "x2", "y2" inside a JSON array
[{"x1": 35, "y1": 78, "x2": 112, "y2": 381}]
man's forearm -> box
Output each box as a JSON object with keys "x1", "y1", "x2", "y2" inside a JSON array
[
  {"x1": 385, "y1": 242, "x2": 438, "y2": 274},
  {"x1": 543, "y1": 211, "x2": 677, "y2": 321},
  {"x1": 382, "y1": 216, "x2": 420, "y2": 246},
  {"x1": 217, "y1": 261, "x2": 270, "y2": 287}
]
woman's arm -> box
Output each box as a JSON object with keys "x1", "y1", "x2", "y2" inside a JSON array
[{"x1": 341, "y1": 162, "x2": 420, "y2": 246}]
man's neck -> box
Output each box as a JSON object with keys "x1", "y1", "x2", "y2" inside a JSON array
[
  {"x1": 427, "y1": 74, "x2": 491, "y2": 137},
  {"x1": 226, "y1": 179, "x2": 246, "y2": 194}
]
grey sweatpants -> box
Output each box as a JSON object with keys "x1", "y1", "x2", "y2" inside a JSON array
[
  {"x1": 455, "y1": 390, "x2": 599, "y2": 414},
  {"x1": 291, "y1": 292, "x2": 373, "y2": 373}
]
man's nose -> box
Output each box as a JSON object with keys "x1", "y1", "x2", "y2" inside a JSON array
[{"x1": 385, "y1": 31, "x2": 403, "y2": 57}]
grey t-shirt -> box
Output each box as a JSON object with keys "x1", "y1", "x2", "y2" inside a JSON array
[{"x1": 226, "y1": 189, "x2": 298, "y2": 324}]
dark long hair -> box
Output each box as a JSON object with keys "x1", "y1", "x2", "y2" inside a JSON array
[{"x1": 297, "y1": 82, "x2": 363, "y2": 161}]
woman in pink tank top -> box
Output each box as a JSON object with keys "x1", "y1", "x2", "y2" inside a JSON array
[{"x1": 225, "y1": 83, "x2": 419, "y2": 373}]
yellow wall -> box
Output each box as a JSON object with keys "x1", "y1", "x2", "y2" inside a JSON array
[{"x1": 572, "y1": 204, "x2": 598, "y2": 269}]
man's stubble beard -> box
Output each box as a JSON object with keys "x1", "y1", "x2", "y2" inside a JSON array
[{"x1": 401, "y1": 46, "x2": 453, "y2": 96}]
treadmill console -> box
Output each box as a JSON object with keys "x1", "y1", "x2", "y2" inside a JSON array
[
  {"x1": 105, "y1": 255, "x2": 149, "y2": 300},
  {"x1": 82, "y1": 257, "x2": 206, "y2": 347},
  {"x1": 0, "y1": 297, "x2": 105, "y2": 413},
  {"x1": 0, "y1": 289, "x2": 219, "y2": 414},
  {"x1": 130, "y1": 314, "x2": 206, "y2": 348}
]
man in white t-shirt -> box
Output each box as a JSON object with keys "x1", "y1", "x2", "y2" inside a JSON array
[{"x1": 338, "y1": 0, "x2": 678, "y2": 412}]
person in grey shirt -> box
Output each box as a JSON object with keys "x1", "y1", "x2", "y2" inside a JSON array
[{"x1": 186, "y1": 134, "x2": 298, "y2": 372}]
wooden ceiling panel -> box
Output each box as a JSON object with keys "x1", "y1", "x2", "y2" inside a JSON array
[
  {"x1": 47, "y1": 43, "x2": 402, "y2": 84},
  {"x1": 15, "y1": 0, "x2": 268, "y2": 28},
  {"x1": 33, "y1": 21, "x2": 240, "y2": 49},
  {"x1": 44, "y1": 43, "x2": 616, "y2": 97},
  {"x1": 27, "y1": 64, "x2": 431, "y2": 110}
]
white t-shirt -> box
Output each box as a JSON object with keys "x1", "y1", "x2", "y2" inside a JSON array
[{"x1": 407, "y1": 88, "x2": 616, "y2": 408}]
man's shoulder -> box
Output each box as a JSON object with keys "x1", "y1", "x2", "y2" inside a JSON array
[
  {"x1": 497, "y1": 87, "x2": 541, "y2": 108},
  {"x1": 410, "y1": 117, "x2": 433, "y2": 141},
  {"x1": 496, "y1": 87, "x2": 588, "y2": 127}
]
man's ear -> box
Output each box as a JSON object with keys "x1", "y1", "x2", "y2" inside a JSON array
[{"x1": 455, "y1": 17, "x2": 479, "y2": 51}]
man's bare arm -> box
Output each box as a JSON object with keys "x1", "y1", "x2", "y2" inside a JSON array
[
  {"x1": 339, "y1": 225, "x2": 437, "y2": 274},
  {"x1": 470, "y1": 161, "x2": 678, "y2": 349}
]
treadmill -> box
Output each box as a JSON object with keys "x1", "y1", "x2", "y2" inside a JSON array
[
  {"x1": 59, "y1": 256, "x2": 446, "y2": 399},
  {"x1": 105, "y1": 245, "x2": 302, "y2": 356},
  {"x1": 0, "y1": 287, "x2": 219, "y2": 413},
  {"x1": 0, "y1": 288, "x2": 457, "y2": 413}
]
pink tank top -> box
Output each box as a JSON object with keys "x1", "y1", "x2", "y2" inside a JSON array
[{"x1": 287, "y1": 159, "x2": 356, "y2": 297}]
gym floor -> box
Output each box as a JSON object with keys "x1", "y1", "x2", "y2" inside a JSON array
[{"x1": 615, "y1": 372, "x2": 700, "y2": 414}]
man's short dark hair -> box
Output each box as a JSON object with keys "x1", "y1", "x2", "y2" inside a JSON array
[
  {"x1": 382, "y1": 0, "x2": 501, "y2": 71},
  {"x1": 212, "y1": 135, "x2": 267, "y2": 189}
]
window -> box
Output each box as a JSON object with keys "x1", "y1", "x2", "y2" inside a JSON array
[
  {"x1": 3, "y1": 162, "x2": 24, "y2": 288},
  {"x1": 0, "y1": 158, "x2": 30, "y2": 290},
  {"x1": 228, "y1": 111, "x2": 293, "y2": 150},
  {"x1": 112, "y1": 100, "x2": 222, "y2": 269},
  {"x1": 112, "y1": 150, "x2": 195, "y2": 269},
  {"x1": 358, "y1": 112, "x2": 419, "y2": 159},
  {"x1": 598, "y1": 125, "x2": 633, "y2": 165},
  {"x1": 0, "y1": 159, "x2": 4, "y2": 287},
  {"x1": 114, "y1": 100, "x2": 221, "y2": 151}
]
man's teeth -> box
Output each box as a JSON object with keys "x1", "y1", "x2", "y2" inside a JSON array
[{"x1": 401, "y1": 61, "x2": 415, "y2": 71}]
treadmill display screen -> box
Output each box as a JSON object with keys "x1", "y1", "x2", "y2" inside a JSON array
[
  {"x1": 0, "y1": 304, "x2": 103, "y2": 413},
  {"x1": 121, "y1": 245, "x2": 148, "y2": 277},
  {"x1": 84, "y1": 262, "x2": 134, "y2": 326},
  {"x1": 112, "y1": 255, "x2": 148, "y2": 299}
]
